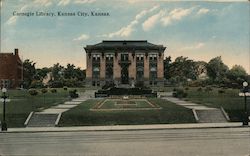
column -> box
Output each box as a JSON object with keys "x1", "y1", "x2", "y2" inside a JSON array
[
  {"x1": 157, "y1": 53, "x2": 164, "y2": 79},
  {"x1": 144, "y1": 53, "x2": 149, "y2": 79},
  {"x1": 86, "y1": 53, "x2": 92, "y2": 79},
  {"x1": 128, "y1": 53, "x2": 136, "y2": 79},
  {"x1": 100, "y1": 55, "x2": 106, "y2": 79},
  {"x1": 113, "y1": 52, "x2": 121, "y2": 84}
]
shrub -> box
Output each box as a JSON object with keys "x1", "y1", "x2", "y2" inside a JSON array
[
  {"x1": 218, "y1": 89, "x2": 225, "y2": 94},
  {"x1": 205, "y1": 87, "x2": 213, "y2": 92},
  {"x1": 49, "y1": 81, "x2": 64, "y2": 88},
  {"x1": 30, "y1": 81, "x2": 44, "y2": 88},
  {"x1": 102, "y1": 82, "x2": 115, "y2": 90},
  {"x1": 41, "y1": 88, "x2": 48, "y2": 94},
  {"x1": 63, "y1": 86, "x2": 68, "y2": 90},
  {"x1": 69, "y1": 89, "x2": 79, "y2": 98},
  {"x1": 28, "y1": 89, "x2": 38, "y2": 96},
  {"x1": 172, "y1": 88, "x2": 187, "y2": 98},
  {"x1": 51, "y1": 89, "x2": 57, "y2": 93},
  {"x1": 135, "y1": 81, "x2": 144, "y2": 88},
  {"x1": 197, "y1": 87, "x2": 203, "y2": 92}
]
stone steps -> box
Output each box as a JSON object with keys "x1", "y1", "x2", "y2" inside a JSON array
[
  {"x1": 26, "y1": 113, "x2": 58, "y2": 127},
  {"x1": 196, "y1": 109, "x2": 228, "y2": 123}
]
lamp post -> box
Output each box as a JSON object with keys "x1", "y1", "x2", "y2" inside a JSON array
[
  {"x1": 242, "y1": 81, "x2": 249, "y2": 126},
  {"x1": 1, "y1": 88, "x2": 8, "y2": 131}
]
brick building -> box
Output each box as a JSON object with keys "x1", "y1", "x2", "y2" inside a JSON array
[
  {"x1": 84, "y1": 40, "x2": 166, "y2": 87},
  {"x1": 0, "y1": 49, "x2": 23, "y2": 89}
]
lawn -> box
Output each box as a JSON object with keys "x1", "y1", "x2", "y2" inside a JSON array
[
  {"x1": 0, "y1": 88, "x2": 83, "y2": 127},
  {"x1": 183, "y1": 87, "x2": 250, "y2": 121},
  {"x1": 92, "y1": 99, "x2": 160, "y2": 110},
  {"x1": 59, "y1": 98, "x2": 196, "y2": 127}
]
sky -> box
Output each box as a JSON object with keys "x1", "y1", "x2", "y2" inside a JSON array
[{"x1": 1, "y1": 0, "x2": 249, "y2": 73}]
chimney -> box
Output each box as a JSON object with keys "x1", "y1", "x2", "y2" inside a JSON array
[{"x1": 14, "y1": 48, "x2": 18, "y2": 55}]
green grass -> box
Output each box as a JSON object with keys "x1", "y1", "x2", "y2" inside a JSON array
[
  {"x1": 0, "y1": 88, "x2": 84, "y2": 127},
  {"x1": 96, "y1": 99, "x2": 157, "y2": 109},
  {"x1": 183, "y1": 87, "x2": 249, "y2": 121},
  {"x1": 59, "y1": 98, "x2": 196, "y2": 126}
]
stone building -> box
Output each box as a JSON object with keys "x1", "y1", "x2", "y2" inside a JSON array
[
  {"x1": 84, "y1": 40, "x2": 166, "y2": 87},
  {"x1": 0, "y1": 49, "x2": 23, "y2": 89}
]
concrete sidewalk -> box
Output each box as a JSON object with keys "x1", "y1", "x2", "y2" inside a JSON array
[{"x1": 2, "y1": 122, "x2": 249, "y2": 133}]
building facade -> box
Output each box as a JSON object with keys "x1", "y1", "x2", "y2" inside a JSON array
[
  {"x1": 84, "y1": 40, "x2": 166, "y2": 87},
  {"x1": 0, "y1": 49, "x2": 23, "y2": 89}
]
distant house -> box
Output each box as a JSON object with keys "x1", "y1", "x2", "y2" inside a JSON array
[{"x1": 0, "y1": 49, "x2": 23, "y2": 89}]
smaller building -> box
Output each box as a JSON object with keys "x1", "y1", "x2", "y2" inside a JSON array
[{"x1": 0, "y1": 49, "x2": 23, "y2": 89}]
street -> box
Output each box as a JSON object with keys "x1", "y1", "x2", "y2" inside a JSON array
[{"x1": 0, "y1": 127, "x2": 250, "y2": 156}]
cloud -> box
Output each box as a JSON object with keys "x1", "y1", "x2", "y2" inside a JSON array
[
  {"x1": 197, "y1": 8, "x2": 210, "y2": 15},
  {"x1": 58, "y1": 0, "x2": 71, "y2": 6},
  {"x1": 135, "y1": 5, "x2": 159, "y2": 20},
  {"x1": 102, "y1": 5, "x2": 159, "y2": 38},
  {"x1": 142, "y1": 10, "x2": 165, "y2": 31},
  {"x1": 34, "y1": 0, "x2": 52, "y2": 7},
  {"x1": 73, "y1": 34, "x2": 90, "y2": 41},
  {"x1": 74, "y1": 0, "x2": 96, "y2": 4},
  {"x1": 180, "y1": 42, "x2": 205, "y2": 51},
  {"x1": 6, "y1": 16, "x2": 18, "y2": 25},
  {"x1": 161, "y1": 7, "x2": 194, "y2": 26}
]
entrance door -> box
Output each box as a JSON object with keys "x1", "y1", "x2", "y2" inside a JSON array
[{"x1": 121, "y1": 65, "x2": 129, "y2": 84}]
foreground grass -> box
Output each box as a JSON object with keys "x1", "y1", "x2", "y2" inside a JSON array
[
  {"x1": 59, "y1": 98, "x2": 196, "y2": 126},
  {"x1": 183, "y1": 87, "x2": 250, "y2": 121},
  {"x1": 0, "y1": 88, "x2": 84, "y2": 127}
]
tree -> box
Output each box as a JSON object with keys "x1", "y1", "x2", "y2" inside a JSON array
[
  {"x1": 23, "y1": 59, "x2": 36, "y2": 88},
  {"x1": 64, "y1": 64, "x2": 76, "y2": 79},
  {"x1": 206, "y1": 56, "x2": 229, "y2": 82},
  {"x1": 51, "y1": 63, "x2": 64, "y2": 81},
  {"x1": 34, "y1": 67, "x2": 50, "y2": 81},
  {"x1": 169, "y1": 56, "x2": 197, "y2": 83},
  {"x1": 227, "y1": 65, "x2": 247, "y2": 86},
  {"x1": 164, "y1": 56, "x2": 172, "y2": 79}
]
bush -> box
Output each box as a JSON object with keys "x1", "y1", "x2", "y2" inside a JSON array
[
  {"x1": 49, "y1": 81, "x2": 64, "y2": 88},
  {"x1": 63, "y1": 86, "x2": 68, "y2": 90},
  {"x1": 172, "y1": 88, "x2": 187, "y2": 98},
  {"x1": 69, "y1": 89, "x2": 79, "y2": 98},
  {"x1": 102, "y1": 82, "x2": 115, "y2": 90},
  {"x1": 135, "y1": 81, "x2": 144, "y2": 88},
  {"x1": 197, "y1": 87, "x2": 203, "y2": 92},
  {"x1": 30, "y1": 81, "x2": 44, "y2": 88},
  {"x1": 28, "y1": 89, "x2": 38, "y2": 96},
  {"x1": 205, "y1": 87, "x2": 213, "y2": 92},
  {"x1": 51, "y1": 89, "x2": 57, "y2": 93},
  {"x1": 218, "y1": 89, "x2": 225, "y2": 94},
  {"x1": 41, "y1": 88, "x2": 48, "y2": 94}
]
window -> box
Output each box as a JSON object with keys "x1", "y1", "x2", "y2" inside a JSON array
[
  {"x1": 149, "y1": 54, "x2": 157, "y2": 61},
  {"x1": 136, "y1": 54, "x2": 144, "y2": 61},
  {"x1": 136, "y1": 67, "x2": 144, "y2": 80},
  {"x1": 92, "y1": 54, "x2": 100, "y2": 61},
  {"x1": 121, "y1": 54, "x2": 128, "y2": 61},
  {"x1": 92, "y1": 67, "x2": 100, "y2": 78},
  {"x1": 106, "y1": 54, "x2": 114, "y2": 61}
]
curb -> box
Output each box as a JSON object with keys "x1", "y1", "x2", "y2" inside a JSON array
[{"x1": 1, "y1": 123, "x2": 249, "y2": 133}]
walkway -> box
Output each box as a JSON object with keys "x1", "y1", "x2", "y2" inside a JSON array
[
  {"x1": 160, "y1": 92, "x2": 229, "y2": 123},
  {"x1": 25, "y1": 90, "x2": 96, "y2": 127}
]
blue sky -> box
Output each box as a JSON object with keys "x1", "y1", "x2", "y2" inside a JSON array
[{"x1": 1, "y1": 0, "x2": 249, "y2": 73}]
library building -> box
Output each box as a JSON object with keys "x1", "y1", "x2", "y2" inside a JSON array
[{"x1": 84, "y1": 40, "x2": 166, "y2": 87}]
